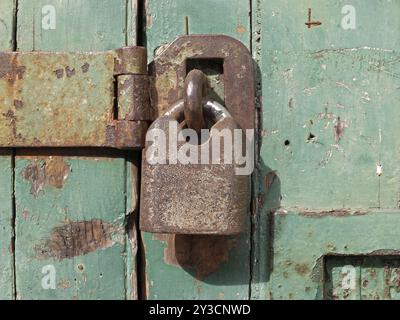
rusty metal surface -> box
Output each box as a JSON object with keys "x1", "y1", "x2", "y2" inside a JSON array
[
  {"x1": 0, "y1": 46, "x2": 149, "y2": 149},
  {"x1": 140, "y1": 100, "x2": 250, "y2": 235},
  {"x1": 117, "y1": 74, "x2": 153, "y2": 121},
  {"x1": 149, "y1": 34, "x2": 255, "y2": 130},
  {"x1": 183, "y1": 69, "x2": 207, "y2": 134}
]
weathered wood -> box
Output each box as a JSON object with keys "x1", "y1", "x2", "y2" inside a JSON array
[
  {"x1": 145, "y1": 0, "x2": 250, "y2": 60},
  {"x1": 17, "y1": 0, "x2": 130, "y2": 51},
  {"x1": 14, "y1": 0, "x2": 138, "y2": 299},
  {"x1": 0, "y1": 0, "x2": 16, "y2": 300},
  {"x1": 268, "y1": 210, "x2": 400, "y2": 299},
  {"x1": 14, "y1": 151, "x2": 130, "y2": 299},
  {"x1": 252, "y1": 0, "x2": 400, "y2": 299},
  {"x1": 125, "y1": 153, "x2": 140, "y2": 300},
  {"x1": 143, "y1": 0, "x2": 251, "y2": 300},
  {"x1": 0, "y1": 152, "x2": 14, "y2": 299}
]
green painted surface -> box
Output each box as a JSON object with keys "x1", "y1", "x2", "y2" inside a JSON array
[
  {"x1": 268, "y1": 211, "x2": 400, "y2": 300},
  {"x1": 252, "y1": 0, "x2": 400, "y2": 299},
  {"x1": 145, "y1": 0, "x2": 250, "y2": 60},
  {"x1": 0, "y1": 0, "x2": 15, "y2": 50},
  {"x1": 260, "y1": 49, "x2": 400, "y2": 209},
  {"x1": 262, "y1": 0, "x2": 400, "y2": 51},
  {"x1": 14, "y1": 0, "x2": 137, "y2": 299},
  {"x1": 17, "y1": 0, "x2": 130, "y2": 51},
  {"x1": 142, "y1": 0, "x2": 251, "y2": 300},
  {"x1": 14, "y1": 155, "x2": 127, "y2": 299},
  {"x1": 0, "y1": 0, "x2": 15, "y2": 300},
  {"x1": 0, "y1": 151, "x2": 14, "y2": 299}
]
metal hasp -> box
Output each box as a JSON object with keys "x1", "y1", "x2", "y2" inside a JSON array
[
  {"x1": 140, "y1": 35, "x2": 255, "y2": 235},
  {"x1": 0, "y1": 46, "x2": 151, "y2": 149},
  {"x1": 148, "y1": 35, "x2": 255, "y2": 130}
]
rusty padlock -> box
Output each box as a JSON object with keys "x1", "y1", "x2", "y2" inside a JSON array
[{"x1": 140, "y1": 70, "x2": 251, "y2": 235}]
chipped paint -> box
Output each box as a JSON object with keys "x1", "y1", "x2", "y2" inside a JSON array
[
  {"x1": 334, "y1": 117, "x2": 347, "y2": 144},
  {"x1": 0, "y1": 52, "x2": 26, "y2": 84},
  {"x1": 236, "y1": 25, "x2": 245, "y2": 34},
  {"x1": 300, "y1": 209, "x2": 369, "y2": 217},
  {"x1": 265, "y1": 171, "x2": 277, "y2": 191},
  {"x1": 35, "y1": 219, "x2": 121, "y2": 261},
  {"x1": 22, "y1": 156, "x2": 70, "y2": 197}
]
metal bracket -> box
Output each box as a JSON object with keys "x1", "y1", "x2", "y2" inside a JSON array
[
  {"x1": 0, "y1": 46, "x2": 151, "y2": 149},
  {"x1": 149, "y1": 35, "x2": 255, "y2": 130}
]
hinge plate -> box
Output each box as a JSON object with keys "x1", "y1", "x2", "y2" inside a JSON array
[{"x1": 0, "y1": 46, "x2": 150, "y2": 149}]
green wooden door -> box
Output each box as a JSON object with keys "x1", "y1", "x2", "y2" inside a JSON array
[{"x1": 1, "y1": 0, "x2": 400, "y2": 300}]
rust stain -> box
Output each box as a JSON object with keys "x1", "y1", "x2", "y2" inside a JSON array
[
  {"x1": 81, "y1": 63, "x2": 90, "y2": 73},
  {"x1": 300, "y1": 209, "x2": 369, "y2": 217},
  {"x1": 0, "y1": 53, "x2": 26, "y2": 84},
  {"x1": 334, "y1": 117, "x2": 347, "y2": 143},
  {"x1": 288, "y1": 97, "x2": 294, "y2": 110},
  {"x1": 257, "y1": 192, "x2": 265, "y2": 208},
  {"x1": 58, "y1": 280, "x2": 72, "y2": 289},
  {"x1": 265, "y1": 171, "x2": 277, "y2": 191},
  {"x1": 236, "y1": 25, "x2": 245, "y2": 34},
  {"x1": 22, "y1": 210, "x2": 29, "y2": 220},
  {"x1": 153, "y1": 234, "x2": 239, "y2": 280},
  {"x1": 2, "y1": 109, "x2": 17, "y2": 137},
  {"x1": 65, "y1": 66, "x2": 76, "y2": 78},
  {"x1": 305, "y1": 8, "x2": 322, "y2": 28},
  {"x1": 22, "y1": 157, "x2": 70, "y2": 197},
  {"x1": 54, "y1": 68, "x2": 64, "y2": 79},
  {"x1": 36, "y1": 220, "x2": 117, "y2": 260},
  {"x1": 295, "y1": 263, "x2": 310, "y2": 276},
  {"x1": 146, "y1": 15, "x2": 153, "y2": 28},
  {"x1": 13, "y1": 99, "x2": 23, "y2": 109},
  {"x1": 370, "y1": 249, "x2": 400, "y2": 256},
  {"x1": 9, "y1": 241, "x2": 14, "y2": 254}
]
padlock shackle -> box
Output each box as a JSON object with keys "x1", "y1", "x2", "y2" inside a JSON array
[
  {"x1": 165, "y1": 99, "x2": 231, "y2": 125},
  {"x1": 183, "y1": 69, "x2": 208, "y2": 134}
]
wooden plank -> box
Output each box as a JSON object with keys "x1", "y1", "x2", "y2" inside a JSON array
[
  {"x1": 17, "y1": 0, "x2": 129, "y2": 51},
  {"x1": 14, "y1": 0, "x2": 137, "y2": 299},
  {"x1": 0, "y1": 152, "x2": 14, "y2": 299},
  {"x1": 125, "y1": 153, "x2": 140, "y2": 300},
  {"x1": 127, "y1": 0, "x2": 138, "y2": 46},
  {"x1": 0, "y1": 0, "x2": 15, "y2": 50},
  {"x1": 145, "y1": 0, "x2": 250, "y2": 60},
  {"x1": 0, "y1": 0, "x2": 16, "y2": 300},
  {"x1": 143, "y1": 0, "x2": 251, "y2": 300},
  {"x1": 252, "y1": 0, "x2": 400, "y2": 299},
  {"x1": 15, "y1": 152, "x2": 128, "y2": 299},
  {"x1": 268, "y1": 211, "x2": 400, "y2": 299}
]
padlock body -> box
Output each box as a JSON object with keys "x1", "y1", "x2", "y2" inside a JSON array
[{"x1": 140, "y1": 112, "x2": 250, "y2": 235}]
